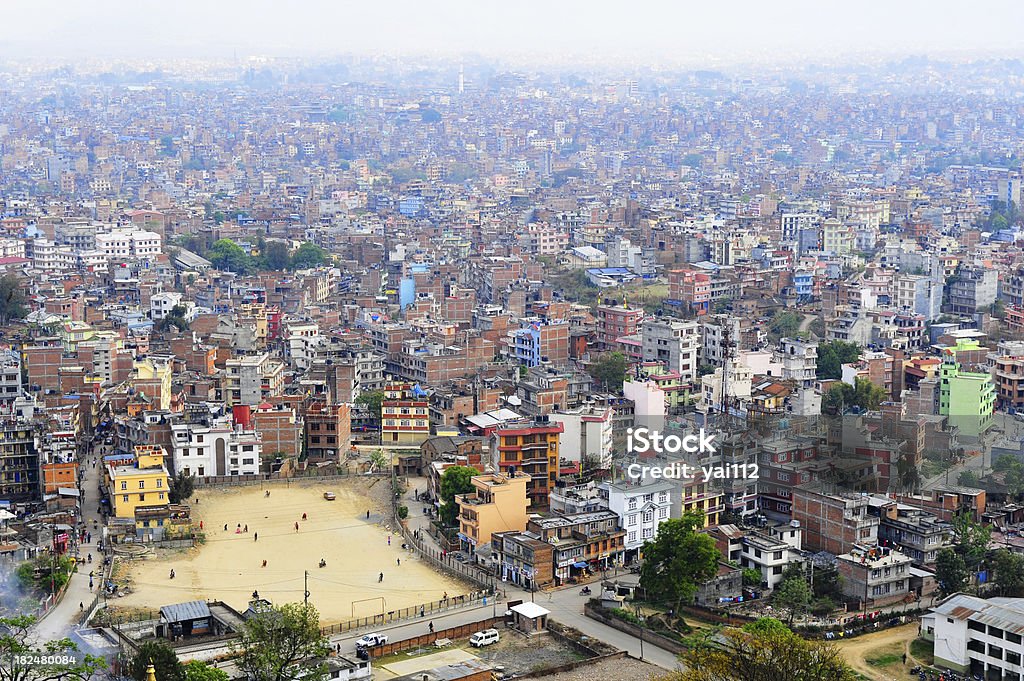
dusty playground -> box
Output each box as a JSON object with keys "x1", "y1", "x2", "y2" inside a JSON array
[{"x1": 113, "y1": 479, "x2": 468, "y2": 623}]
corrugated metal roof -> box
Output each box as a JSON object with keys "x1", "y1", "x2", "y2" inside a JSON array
[{"x1": 160, "y1": 600, "x2": 210, "y2": 623}]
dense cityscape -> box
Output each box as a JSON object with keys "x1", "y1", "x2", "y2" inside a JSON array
[{"x1": 2, "y1": 14, "x2": 1024, "y2": 681}]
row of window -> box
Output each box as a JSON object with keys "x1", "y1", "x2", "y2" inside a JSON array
[
  {"x1": 122, "y1": 492, "x2": 165, "y2": 503},
  {"x1": 120, "y1": 478, "x2": 163, "y2": 490}
]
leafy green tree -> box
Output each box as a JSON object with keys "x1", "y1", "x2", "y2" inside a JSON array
[
  {"x1": 742, "y1": 568, "x2": 763, "y2": 587},
  {"x1": 0, "y1": 614, "x2": 106, "y2": 681},
  {"x1": 741, "y1": 617, "x2": 790, "y2": 637},
  {"x1": 994, "y1": 454, "x2": 1018, "y2": 472},
  {"x1": 169, "y1": 472, "x2": 196, "y2": 504},
  {"x1": 207, "y1": 239, "x2": 253, "y2": 274},
  {"x1": 231, "y1": 602, "x2": 330, "y2": 681},
  {"x1": 639, "y1": 511, "x2": 721, "y2": 613},
  {"x1": 853, "y1": 377, "x2": 887, "y2": 410},
  {"x1": 1003, "y1": 459, "x2": 1024, "y2": 499},
  {"x1": 439, "y1": 465, "x2": 478, "y2": 526},
  {"x1": 936, "y1": 547, "x2": 969, "y2": 596},
  {"x1": 158, "y1": 304, "x2": 191, "y2": 332},
  {"x1": 368, "y1": 449, "x2": 388, "y2": 473},
  {"x1": 671, "y1": 625, "x2": 856, "y2": 681},
  {"x1": 773, "y1": 575, "x2": 813, "y2": 625},
  {"x1": 264, "y1": 241, "x2": 290, "y2": 270},
  {"x1": 0, "y1": 274, "x2": 29, "y2": 324},
  {"x1": 958, "y1": 470, "x2": 980, "y2": 487},
  {"x1": 289, "y1": 242, "x2": 329, "y2": 270},
  {"x1": 950, "y1": 511, "x2": 991, "y2": 572},
  {"x1": 355, "y1": 390, "x2": 384, "y2": 422},
  {"x1": 815, "y1": 340, "x2": 860, "y2": 380},
  {"x1": 128, "y1": 641, "x2": 185, "y2": 681},
  {"x1": 183, "y1": 661, "x2": 229, "y2": 681},
  {"x1": 590, "y1": 352, "x2": 628, "y2": 391},
  {"x1": 768, "y1": 310, "x2": 803, "y2": 341},
  {"x1": 822, "y1": 377, "x2": 886, "y2": 413},
  {"x1": 992, "y1": 549, "x2": 1024, "y2": 597}
]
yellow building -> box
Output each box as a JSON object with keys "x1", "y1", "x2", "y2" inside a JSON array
[
  {"x1": 108, "y1": 445, "x2": 171, "y2": 520},
  {"x1": 382, "y1": 382, "x2": 430, "y2": 445},
  {"x1": 456, "y1": 472, "x2": 530, "y2": 551},
  {"x1": 132, "y1": 357, "x2": 173, "y2": 411}
]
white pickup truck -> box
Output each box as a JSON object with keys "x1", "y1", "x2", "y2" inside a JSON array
[{"x1": 355, "y1": 633, "x2": 388, "y2": 649}]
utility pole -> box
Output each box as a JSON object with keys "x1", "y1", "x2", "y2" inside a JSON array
[{"x1": 304, "y1": 570, "x2": 309, "y2": 606}]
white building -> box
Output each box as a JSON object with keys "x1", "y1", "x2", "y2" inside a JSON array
[
  {"x1": 151, "y1": 292, "x2": 183, "y2": 320},
  {"x1": 775, "y1": 337, "x2": 819, "y2": 389},
  {"x1": 30, "y1": 239, "x2": 75, "y2": 272},
  {"x1": 284, "y1": 320, "x2": 321, "y2": 370},
  {"x1": 170, "y1": 420, "x2": 263, "y2": 478},
  {"x1": 641, "y1": 317, "x2": 700, "y2": 384},
  {"x1": 550, "y1": 404, "x2": 614, "y2": 471},
  {"x1": 923, "y1": 593, "x2": 1024, "y2": 678},
  {"x1": 599, "y1": 480, "x2": 674, "y2": 563},
  {"x1": 698, "y1": 359, "x2": 753, "y2": 415},
  {"x1": 95, "y1": 228, "x2": 162, "y2": 260},
  {"x1": 623, "y1": 379, "x2": 666, "y2": 431}
]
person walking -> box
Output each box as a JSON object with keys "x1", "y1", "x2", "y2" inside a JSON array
[
  {"x1": 378, "y1": 572, "x2": 383, "y2": 583},
  {"x1": 396, "y1": 558, "x2": 401, "y2": 566},
  {"x1": 366, "y1": 510, "x2": 370, "y2": 519},
  {"x1": 295, "y1": 522, "x2": 299, "y2": 532},
  {"x1": 387, "y1": 535, "x2": 391, "y2": 546},
  {"x1": 254, "y1": 532, "x2": 258, "y2": 541},
  {"x1": 428, "y1": 622, "x2": 434, "y2": 633}
]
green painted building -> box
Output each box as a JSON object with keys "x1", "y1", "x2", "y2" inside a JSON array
[{"x1": 938, "y1": 355, "x2": 995, "y2": 438}]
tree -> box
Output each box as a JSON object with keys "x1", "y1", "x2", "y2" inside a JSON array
[
  {"x1": 169, "y1": 472, "x2": 196, "y2": 504},
  {"x1": 936, "y1": 547, "x2": 969, "y2": 596},
  {"x1": 742, "y1": 568, "x2": 763, "y2": 587},
  {"x1": 741, "y1": 617, "x2": 790, "y2": 637},
  {"x1": 958, "y1": 470, "x2": 980, "y2": 487},
  {"x1": 289, "y1": 242, "x2": 329, "y2": 270},
  {"x1": 439, "y1": 465, "x2": 477, "y2": 526},
  {"x1": 232, "y1": 602, "x2": 330, "y2": 681},
  {"x1": 639, "y1": 511, "x2": 721, "y2": 613},
  {"x1": 822, "y1": 377, "x2": 886, "y2": 414},
  {"x1": 0, "y1": 614, "x2": 106, "y2": 681},
  {"x1": 368, "y1": 449, "x2": 388, "y2": 473},
  {"x1": 355, "y1": 390, "x2": 384, "y2": 423},
  {"x1": 183, "y1": 661, "x2": 229, "y2": 681},
  {"x1": 773, "y1": 576, "x2": 813, "y2": 625},
  {"x1": 206, "y1": 238, "x2": 253, "y2": 274},
  {"x1": 264, "y1": 241, "x2": 290, "y2": 270},
  {"x1": 669, "y1": 625, "x2": 856, "y2": 681},
  {"x1": 158, "y1": 304, "x2": 190, "y2": 332},
  {"x1": 1003, "y1": 459, "x2": 1024, "y2": 500},
  {"x1": 815, "y1": 340, "x2": 860, "y2": 380},
  {"x1": 992, "y1": 549, "x2": 1024, "y2": 597},
  {"x1": 768, "y1": 310, "x2": 803, "y2": 341},
  {"x1": 0, "y1": 274, "x2": 29, "y2": 324},
  {"x1": 590, "y1": 352, "x2": 628, "y2": 392},
  {"x1": 950, "y1": 511, "x2": 991, "y2": 572},
  {"x1": 128, "y1": 641, "x2": 185, "y2": 681}
]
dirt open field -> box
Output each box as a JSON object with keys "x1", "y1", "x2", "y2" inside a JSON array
[{"x1": 113, "y1": 479, "x2": 467, "y2": 623}]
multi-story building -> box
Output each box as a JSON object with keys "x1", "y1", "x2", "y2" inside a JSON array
[
  {"x1": 939, "y1": 355, "x2": 995, "y2": 438},
  {"x1": 107, "y1": 445, "x2": 172, "y2": 519},
  {"x1": 0, "y1": 420, "x2": 42, "y2": 503},
  {"x1": 775, "y1": 337, "x2": 819, "y2": 389},
  {"x1": 509, "y1": 319, "x2": 570, "y2": 367},
  {"x1": 381, "y1": 383, "x2": 430, "y2": 445},
  {"x1": 837, "y1": 544, "x2": 913, "y2": 607},
  {"x1": 894, "y1": 274, "x2": 942, "y2": 319},
  {"x1": 94, "y1": 228, "x2": 162, "y2": 260},
  {"x1": 870, "y1": 498, "x2": 951, "y2": 567},
  {"x1": 740, "y1": 521, "x2": 804, "y2": 589},
  {"x1": 491, "y1": 417, "x2": 564, "y2": 511},
  {"x1": 223, "y1": 353, "x2": 286, "y2": 406},
  {"x1": 170, "y1": 419, "x2": 263, "y2": 477},
  {"x1": 526, "y1": 510, "x2": 626, "y2": 584},
  {"x1": 668, "y1": 268, "x2": 710, "y2": 316},
  {"x1": 599, "y1": 479, "x2": 673, "y2": 563},
  {"x1": 596, "y1": 303, "x2": 644, "y2": 349},
  {"x1": 305, "y1": 402, "x2": 351, "y2": 463},
  {"x1": 993, "y1": 355, "x2": 1024, "y2": 411},
  {"x1": 455, "y1": 472, "x2": 530, "y2": 553},
  {"x1": 699, "y1": 315, "x2": 741, "y2": 369},
  {"x1": 925, "y1": 594, "x2": 1024, "y2": 678},
  {"x1": 491, "y1": 530, "x2": 555, "y2": 590},
  {"x1": 947, "y1": 264, "x2": 998, "y2": 315},
  {"x1": 791, "y1": 484, "x2": 880, "y2": 555},
  {"x1": 549, "y1": 404, "x2": 613, "y2": 471},
  {"x1": 641, "y1": 317, "x2": 699, "y2": 383}
]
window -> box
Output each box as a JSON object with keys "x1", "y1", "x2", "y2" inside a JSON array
[
  {"x1": 121, "y1": 481, "x2": 127, "y2": 490},
  {"x1": 773, "y1": 551, "x2": 783, "y2": 560},
  {"x1": 139, "y1": 494, "x2": 145, "y2": 502},
  {"x1": 644, "y1": 510, "x2": 654, "y2": 522},
  {"x1": 157, "y1": 478, "x2": 162, "y2": 488},
  {"x1": 123, "y1": 494, "x2": 128, "y2": 503},
  {"x1": 138, "y1": 480, "x2": 145, "y2": 489},
  {"x1": 628, "y1": 514, "x2": 637, "y2": 526},
  {"x1": 773, "y1": 566, "x2": 783, "y2": 575},
  {"x1": 159, "y1": 492, "x2": 164, "y2": 500},
  {"x1": 659, "y1": 508, "x2": 668, "y2": 519}
]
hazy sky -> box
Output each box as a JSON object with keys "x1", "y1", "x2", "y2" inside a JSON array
[{"x1": 2, "y1": 0, "x2": 1023, "y2": 64}]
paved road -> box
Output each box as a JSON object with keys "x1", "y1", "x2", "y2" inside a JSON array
[{"x1": 32, "y1": 442, "x2": 105, "y2": 644}]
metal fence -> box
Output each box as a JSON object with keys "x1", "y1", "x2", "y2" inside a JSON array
[
  {"x1": 319, "y1": 591, "x2": 494, "y2": 635},
  {"x1": 192, "y1": 472, "x2": 353, "y2": 487}
]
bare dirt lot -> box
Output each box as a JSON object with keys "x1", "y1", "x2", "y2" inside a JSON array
[{"x1": 113, "y1": 479, "x2": 467, "y2": 623}]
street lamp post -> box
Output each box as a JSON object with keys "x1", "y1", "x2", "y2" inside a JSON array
[{"x1": 635, "y1": 604, "x2": 644, "y2": 661}]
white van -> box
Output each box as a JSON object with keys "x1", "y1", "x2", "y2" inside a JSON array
[{"x1": 469, "y1": 629, "x2": 499, "y2": 647}]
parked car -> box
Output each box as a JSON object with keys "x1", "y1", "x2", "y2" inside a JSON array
[
  {"x1": 469, "y1": 629, "x2": 500, "y2": 648},
  {"x1": 355, "y1": 633, "x2": 388, "y2": 649},
  {"x1": 323, "y1": 491, "x2": 336, "y2": 501}
]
